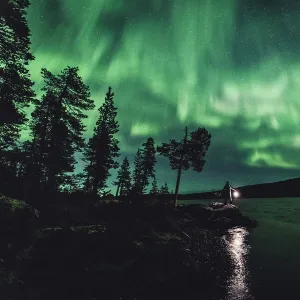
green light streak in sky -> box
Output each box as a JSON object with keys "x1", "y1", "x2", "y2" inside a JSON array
[{"x1": 25, "y1": 0, "x2": 300, "y2": 178}]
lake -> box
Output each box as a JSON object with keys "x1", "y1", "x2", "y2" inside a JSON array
[{"x1": 178, "y1": 198, "x2": 300, "y2": 300}]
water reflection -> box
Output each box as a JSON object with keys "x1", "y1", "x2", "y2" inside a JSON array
[{"x1": 223, "y1": 227, "x2": 253, "y2": 300}]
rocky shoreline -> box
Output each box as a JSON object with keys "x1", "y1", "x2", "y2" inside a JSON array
[{"x1": 0, "y1": 195, "x2": 257, "y2": 300}]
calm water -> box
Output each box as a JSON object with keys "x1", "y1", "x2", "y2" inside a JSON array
[{"x1": 178, "y1": 198, "x2": 300, "y2": 300}]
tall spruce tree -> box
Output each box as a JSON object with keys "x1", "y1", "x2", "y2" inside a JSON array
[
  {"x1": 25, "y1": 91, "x2": 57, "y2": 193},
  {"x1": 26, "y1": 67, "x2": 94, "y2": 194},
  {"x1": 157, "y1": 127, "x2": 211, "y2": 206},
  {"x1": 0, "y1": 0, "x2": 35, "y2": 149},
  {"x1": 160, "y1": 182, "x2": 169, "y2": 195},
  {"x1": 140, "y1": 137, "x2": 156, "y2": 192},
  {"x1": 83, "y1": 87, "x2": 119, "y2": 196},
  {"x1": 0, "y1": 143, "x2": 23, "y2": 196},
  {"x1": 132, "y1": 148, "x2": 143, "y2": 195},
  {"x1": 149, "y1": 176, "x2": 159, "y2": 196},
  {"x1": 113, "y1": 157, "x2": 131, "y2": 197},
  {"x1": 17, "y1": 140, "x2": 32, "y2": 179}
]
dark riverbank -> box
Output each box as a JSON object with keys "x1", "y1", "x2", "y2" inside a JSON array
[
  {"x1": 0, "y1": 195, "x2": 257, "y2": 300},
  {"x1": 175, "y1": 176, "x2": 300, "y2": 200}
]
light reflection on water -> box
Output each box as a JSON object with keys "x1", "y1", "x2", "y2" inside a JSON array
[{"x1": 223, "y1": 227, "x2": 253, "y2": 300}]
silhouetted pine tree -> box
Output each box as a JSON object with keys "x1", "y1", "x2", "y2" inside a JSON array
[
  {"x1": 114, "y1": 157, "x2": 131, "y2": 197},
  {"x1": 24, "y1": 91, "x2": 56, "y2": 193},
  {"x1": 149, "y1": 176, "x2": 159, "y2": 196},
  {"x1": 160, "y1": 182, "x2": 169, "y2": 195},
  {"x1": 0, "y1": 0, "x2": 35, "y2": 149},
  {"x1": 132, "y1": 148, "x2": 143, "y2": 195},
  {"x1": 83, "y1": 87, "x2": 119, "y2": 196},
  {"x1": 17, "y1": 140, "x2": 32, "y2": 180},
  {"x1": 71, "y1": 173, "x2": 87, "y2": 192},
  {"x1": 60, "y1": 173, "x2": 82, "y2": 193},
  {"x1": 157, "y1": 127, "x2": 211, "y2": 206},
  {"x1": 140, "y1": 137, "x2": 156, "y2": 192},
  {"x1": 0, "y1": 144, "x2": 20, "y2": 195},
  {"x1": 0, "y1": 141, "x2": 34, "y2": 198},
  {"x1": 26, "y1": 67, "x2": 94, "y2": 195}
]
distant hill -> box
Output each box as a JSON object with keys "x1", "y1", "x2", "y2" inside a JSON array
[
  {"x1": 180, "y1": 177, "x2": 300, "y2": 199},
  {"x1": 235, "y1": 177, "x2": 300, "y2": 198}
]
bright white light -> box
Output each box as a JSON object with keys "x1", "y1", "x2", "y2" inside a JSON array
[{"x1": 233, "y1": 191, "x2": 239, "y2": 198}]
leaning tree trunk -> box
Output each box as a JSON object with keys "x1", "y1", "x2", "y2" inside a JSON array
[
  {"x1": 174, "y1": 127, "x2": 188, "y2": 207},
  {"x1": 119, "y1": 181, "x2": 124, "y2": 197},
  {"x1": 91, "y1": 179, "x2": 99, "y2": 197},
  {"x1": 141, "y1": 177, "x2": 147, "y2": 195},
  {"x1": 115, "y1": 181, "x2": 121, "y2": 197},
  {"x1": 174, "y1": 157, "x2": 183, "y2": 206}
]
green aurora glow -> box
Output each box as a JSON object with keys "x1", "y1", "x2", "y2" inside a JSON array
[{"x1": 23, "y1": 0, "x2": 300, "y2": 193}]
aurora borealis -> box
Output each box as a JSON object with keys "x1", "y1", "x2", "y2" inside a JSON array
[{"x1": 24, "y1": 0, "x2": 300, "y2": 193}]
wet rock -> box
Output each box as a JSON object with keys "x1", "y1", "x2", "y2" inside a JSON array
[
  {"x1": 178, "y1": 203, "x2": 258, "y2": 229},
  {"x1": 209, "y1": 202, "x2": 226, "y2": 209}
]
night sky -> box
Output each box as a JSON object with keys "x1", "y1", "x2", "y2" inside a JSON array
[{"x1": 23, "y1": 0, "x2": 300, "y2": 193}]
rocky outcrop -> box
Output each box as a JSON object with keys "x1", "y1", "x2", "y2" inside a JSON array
[
  {"x1": 13, "y1": 207, "x2": 231, "y2": 300},
  {"x1": 0, "y1": 198, "x2": 257, "y2": 300},
  {"x1": 94, "y1": 193, "x2": 120, "y2": 206},
  {"x1": 0, "y1": 195, "x2": 40, "y2": 257},
  {"x1": 179, "y1": 202, "x2": 258, "y2": 230},
  {"x1": 0, "y1": 195, "x2": 40, "y2": 299}
]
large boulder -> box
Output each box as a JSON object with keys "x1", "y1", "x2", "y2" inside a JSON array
[
  {"x1": 0, "y1": 195, "x2": 40, "y2": 298},
  {"x1": 102, "y1": 193, "x2": 115, "y2": 200},
  {"x1": 0, "y1": 195, "x2": 40, "y2": 259},
  {"x1": 208, "y1": 202, "x2": 242, "y2": 217},
  {"x1": 94, "y1": 194, "x2": 120, "y2": 207}
]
